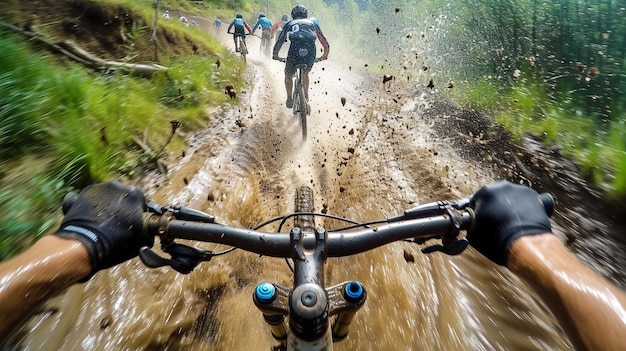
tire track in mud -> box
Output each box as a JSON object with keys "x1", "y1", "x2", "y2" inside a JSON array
[{"x1": 10, "y1": 52, "x2": 574, "y2": 350}]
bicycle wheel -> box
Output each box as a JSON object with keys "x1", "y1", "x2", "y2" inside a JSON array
[
  {"x1": 294, "y1": 186, "x2": 315, "y2": 231},
  {"x1": 297, "y1": 85, "x2": 308, "y2": 140},
  {"x1": 292, "y1": 84, "x2": 301, "y2": 116},
  {"x1": 240, "y1": 39, "x2": 247, "y2": 62}
]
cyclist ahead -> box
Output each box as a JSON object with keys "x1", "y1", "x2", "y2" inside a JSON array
[
  {"x1": 252, "y1": 13, "x2": 273, "y2": 55},
  {"x1": 273, "y1": 5, "x2": 329, "y2": 109},
  {"x1": 227, "y1": 13, "x2": 252, "y2": 53},
  {"x1": 271, "y1": 14, "x2": 289, "y2": 44}
]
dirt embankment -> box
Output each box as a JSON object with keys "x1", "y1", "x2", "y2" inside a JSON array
[{"x1": 2, "y1": 0, "x2": 212, "y2": 63}]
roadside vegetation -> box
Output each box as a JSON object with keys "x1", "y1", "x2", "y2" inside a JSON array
[
  {"x1": 332, "y1": 0, "x2": 626, "y2": 202},
  {"x1": 412, "y1": 0, "x2": 626, "y2": 201},
  {"x1": 0, "y1": 0, "x2": 245, "y2": 259}
]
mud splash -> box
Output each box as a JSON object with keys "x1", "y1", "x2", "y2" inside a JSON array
[{"x1": 5, "y1": 43, "x2": 579, "y2": 351}]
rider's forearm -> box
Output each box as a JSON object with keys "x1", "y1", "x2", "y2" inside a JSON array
[
  {"x1": 508, "y1": 234, "x2": 626, "y2": 351},
  {"x1": 0, "y1": 235, "x2": 91, "y2": 342}
]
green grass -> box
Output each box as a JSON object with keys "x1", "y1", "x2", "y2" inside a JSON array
[
  {"x1": 0, "y1": 13, "x2": 244, "y2": 259},
  {"x1": 488, "y1": 75, "x2": 626, "y2": 199},
  {"x1": 0, "y1": 157, "x2": 74, "y2": 260},
  {"x1": 449, "y1": 79, "x2": 501, "y2": 111}
]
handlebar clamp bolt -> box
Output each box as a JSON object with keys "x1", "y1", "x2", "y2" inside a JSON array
[{"x1": 301, "y1": 291, "x2": 318, "y2": 307}]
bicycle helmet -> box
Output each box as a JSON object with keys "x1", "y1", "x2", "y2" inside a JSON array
[
  {"x1": 259, "y1": 13, "x2": 266, "y2": 19},
  {"x1": 291, "y1": 5, "x2": 308, "y2": 19},
  {"x1": 236, "y1": 13, "x2": 243, "y2": 19},
  {"x1": 281, "y1": 14, "x2": 289, "y2": 22}
]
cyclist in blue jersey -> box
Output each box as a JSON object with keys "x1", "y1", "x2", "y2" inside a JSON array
[
  {"x1": 227, "y1": 13, "x2": 252, "y2": 53},
  {"x1": 252, "y1": 13, "x2": 273, "y2": 56},
  {"x1": 272, "y1": 5, "x2": 330, "y2": 108}
]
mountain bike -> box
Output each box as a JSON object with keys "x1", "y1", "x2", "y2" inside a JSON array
[
  {"x1": 108, "y1": 186, "x2": 554, "y2": 351},
  {"x1": 259, "y1": 31, "x2": 272, "y2": 57},
  {"x1": 228, "y1": 31, "x2": 248, "y2": 62},
  {"x1": 275, "y1": 58, "x2": 322, "y2": 141}
]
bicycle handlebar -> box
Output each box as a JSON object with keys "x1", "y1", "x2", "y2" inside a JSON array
[
  {"x1": 132, "y1": 192, "x2": 554, "y2": 273},
  {"x1": 142, "y1": 209, "x2": 474, "y2": 258},
  {"x1": 62, "y1": 189, "x2": 554, "y2": 272},
  {"x1": 62, "y1": 187, "x2": 555, "y2": 346}
]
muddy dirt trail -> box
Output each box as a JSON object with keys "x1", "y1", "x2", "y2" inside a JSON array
[{"x1": 6, "y1": 41, "x2": 575, "y2": 350}]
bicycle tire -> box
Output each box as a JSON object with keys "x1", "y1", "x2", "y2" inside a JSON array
[
  {"x1": 292, "y1": 84, "x2": 300, "y2": 116},
  {"x1": 297, "y1": 85, "x2": 308, "y2": 140},
  {"x1": 294, "y1": 186, "x2": 315, "y2": 231},
  {"x1": 240, "y1": 38, "x2": 247, "y2": 61}
]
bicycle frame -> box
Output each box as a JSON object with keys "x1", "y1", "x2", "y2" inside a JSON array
[
  {"x1": 135, "y1": 188, "x2": 553, "y2": 350},
  {"x1": 275, "y1": 57, "x2": 322, "y2": 140}
]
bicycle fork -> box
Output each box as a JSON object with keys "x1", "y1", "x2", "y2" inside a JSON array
[{"x1": 253, "y1": 226, "x2": 367, "y2": 349}]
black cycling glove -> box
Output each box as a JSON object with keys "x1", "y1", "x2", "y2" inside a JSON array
[
  {"x1": 468, "y1": 181, "x2": 552, "y2": 266},
  {"x1": 55, "y1": 181, "x2": 152, "y2": 279}
]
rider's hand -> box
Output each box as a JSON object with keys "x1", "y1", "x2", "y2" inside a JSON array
[
  {"x1": 55, "y1": 181, "x2": 152, "y2": 279},
  {"x1": 467, "y1": 181, "x2": 552, "y2": 266}
]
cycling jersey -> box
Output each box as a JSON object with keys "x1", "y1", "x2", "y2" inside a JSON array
[
  {"x1": 228, "y1": 18, "x2": 252, "y2": 37},
  {"x1": 271, "y1": 19, "x2": 288, "y2": 38},
  {"x1": 273, "y1": 19, "x2": 330, "y2": 75},
  {"x1": 253, "y1": 17, "x2": 272, "y2": 32}
]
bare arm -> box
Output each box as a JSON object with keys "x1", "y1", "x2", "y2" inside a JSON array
[
  {"x1": 315, "y1": 26, "x2": 330, "y2": 59},
  {"x1": 508, "y1": 234, "x2": 626, "y2": 351},
  {"x1": 0, "y1": 236, "x2": 91, "y2": 342},
  {"x1": 0, "y1": 181, "x2": 149, "y2": 344}
]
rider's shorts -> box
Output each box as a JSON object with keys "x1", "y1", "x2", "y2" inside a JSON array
[{"x1": 285, "y1": 43, "x2": 316, "y2": 76}]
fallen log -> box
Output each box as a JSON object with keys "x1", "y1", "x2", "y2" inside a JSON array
[{"x1": 0, "y1": 21, "x2": 168, "y2": 78}]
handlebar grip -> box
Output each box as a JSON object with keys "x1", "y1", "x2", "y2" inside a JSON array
[{"x1": 539, "y1": 193, "x2": 555, "y2": 217}]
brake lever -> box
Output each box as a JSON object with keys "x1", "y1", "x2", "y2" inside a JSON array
[
  {"x1": 404, "y1": 202, "x2": 470, "y2": 256},
  {"x1": 388, "y1": 198, "x2": 470, "y2": 222},
  {"x1": 139, "y1": 244, "x2": 214, "y2": 274},
  {"x1": 421, "y1": 238, "x2": 469, "y2": 255},
  {"x1": 146, "y1": 201, "x2": 215, "y2": 222}
]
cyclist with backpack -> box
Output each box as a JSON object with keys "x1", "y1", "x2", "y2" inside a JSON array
[
  {"x1": 227, "y1": 13, "x2": 252, "y2": 53},
  {"x1": 272, "y1": 5, "x2": 330, "y2": 109}
]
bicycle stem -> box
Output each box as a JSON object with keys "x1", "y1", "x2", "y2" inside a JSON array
[{"x1": 253, "y1": 225, "x2": 367, "y2": 349}]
